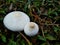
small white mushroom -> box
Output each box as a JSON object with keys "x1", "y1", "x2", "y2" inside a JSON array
[
  {"x1": 3, "y1": 11, "x2": 30, "y2": 31},
  {"x1": 24, "y1": 22, "x2": 39, "y2": 36}
]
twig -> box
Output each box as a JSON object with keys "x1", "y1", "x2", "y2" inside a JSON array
[
  {"x1": 44, "y1": 24, "x2": 60, "y2": 25},
  {"x1": 19, "y1": 32, "x2": 32, "y2": 45}
]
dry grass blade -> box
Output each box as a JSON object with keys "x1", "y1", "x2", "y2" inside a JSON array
[
  {"x1": 19, "y1": 32, "x2": 32, "y2": 45},
  {"x1": 9, "y1": 3, "x2": 13, "y2": 11}
]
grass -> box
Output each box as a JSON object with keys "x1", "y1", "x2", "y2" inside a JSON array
[{"x1": 0, "y1": 0, "x2": 60, "y2": 45}]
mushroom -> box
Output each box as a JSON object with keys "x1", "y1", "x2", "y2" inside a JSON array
[
  {"x1": 24, "y1": 22, "x2": 39, "y2": 36},
  {"x1": 3, "y1": 11, "x2": 30, "y2": 31}
]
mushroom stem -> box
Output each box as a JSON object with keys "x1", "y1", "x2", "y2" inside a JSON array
[{"x1": 19, "y1": 32, "x2": 32, "y2": 45}]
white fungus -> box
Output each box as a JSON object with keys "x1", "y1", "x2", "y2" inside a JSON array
[
  {"x1": 3, "y1": 11, "x2": 30, "y2": 31},
  {"x1": 24, "y1": 22, "x2": 39, "y2": 36}
]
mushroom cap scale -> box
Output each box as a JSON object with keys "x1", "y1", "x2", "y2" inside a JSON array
[
  {"x1": 29, "y1": 22, "x2": 35, "y2": 28},
  {"x1": 3, "y1": 11, "x2": 30, "y2": 31}
]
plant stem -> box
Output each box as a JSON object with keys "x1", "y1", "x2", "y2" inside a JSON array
[{"x1": 19, "y1": 32, "x2": 32, "y2": 45}]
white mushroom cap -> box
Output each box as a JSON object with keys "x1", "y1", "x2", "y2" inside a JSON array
[
  {"x1": 24, "y1": 22, "x2": 39, "y2": 36},
  {"x1": 3, "y1": 11, "x2": 30, "y2": 31}
]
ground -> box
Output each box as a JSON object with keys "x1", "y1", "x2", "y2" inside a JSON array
[{"x1": 0, "y1": 0, "x2": 60, "y2": 45}]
